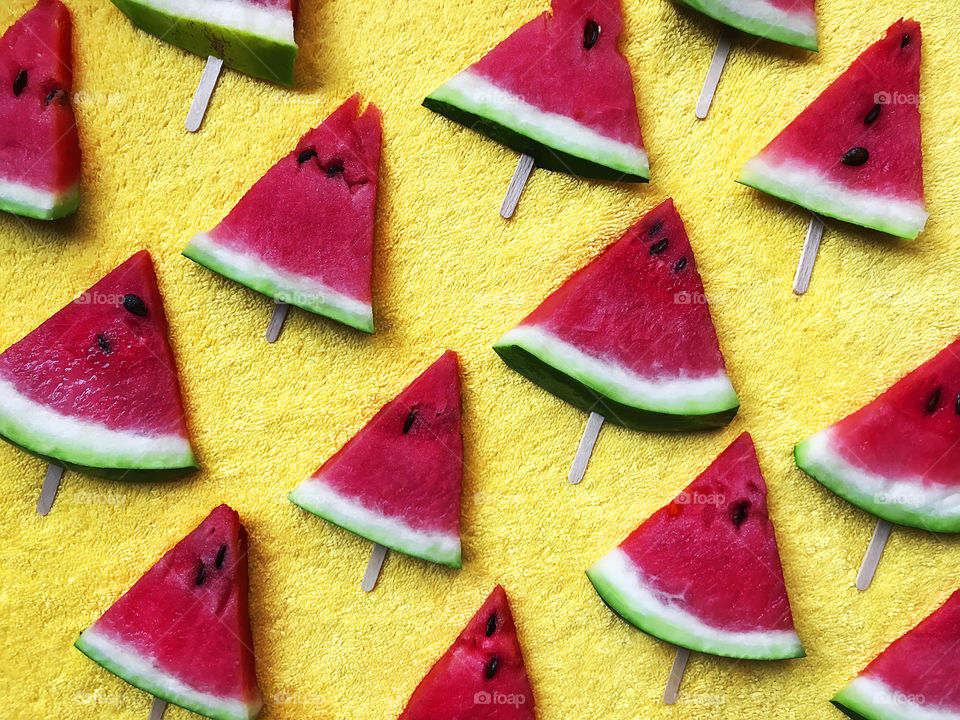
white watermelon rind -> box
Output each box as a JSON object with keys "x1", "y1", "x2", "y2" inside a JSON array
[
  {"x1": 75, "y1": 627, "x2": 262, "y2": 720},
  {"x1": 587, "y1": 548, "x2": 805, "y2": 660},
  {"x1": 738, "y1": 156, "x2": 929, "y2": 240},
  {"x1": 289, "y1": 478, "x2": 462, "y2": 568},
  {"x1": 183, "y1": 232, "x2": 375, "y2": 334},
  {"x1": 0, "y1": 178, "x2": 79, "y2": 220},
  {"x1": 832, "y1": 675, "x2": 960, "y2": 720},
  {"x1": 795, "y1": 429, "x2": 960, "y2": 533},
  {"x1": 674, "y1": 0, "x2": 818, "y2": 51}
]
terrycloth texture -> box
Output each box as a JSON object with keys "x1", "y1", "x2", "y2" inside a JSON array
[{"x1": 0, "y1": 1, "x2": 958, "y2": 719}]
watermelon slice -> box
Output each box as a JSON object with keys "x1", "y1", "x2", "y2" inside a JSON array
[
  {"x1": 75, "y1": 505, "x2": 262, "y2": 720},
  {"x1": 424, "y1": 0, "x2": 648, "y2": 182},
  {"x1": 0, "y1": 0, "x2": 80, "y2": 220},
  {"x1": 289, "y1": 351, "x2": 463, "y2": 567},
  {"x1": 0, "y1": 251, "x2": 197, "y2": 481},
  {"x1": 832, "y1": 586, "x2": 960, "y2": 720},
  {"x1": 675, "y1": 0, "x2": 817, "y2": 51},
  {"x1": 111, "y1": 0, "x2": 297, "y2": 84},
  {"x1": 738, "y1": 19, "x2": 926, "y2": 239},
  {"x1": 493, "y1": 199, "x2": 738, "y2": 431},
  {"x1": 183, "y1": 95, "x2": 382, "y2": 334},
  {"x1": 587, "y1": 433, "x2": 804, "y2": 660},
  {"x1": 399, "y1": 586, "x2": 535, "y2": 720},
  {"x1": 795, "y1": 338, "x2": 960, "y2": 533}
]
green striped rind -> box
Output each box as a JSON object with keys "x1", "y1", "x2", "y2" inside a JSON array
[
  {"x1": 110, "y1": 0, "x2": 296, "y2": 84},
  {"x1": 831, "y1": 676, "x2": 960, "y2": 720},
  {"x1": 183, "y1": 232, "x2": 374, "y2": 334},
  {"x1": 0, "y1": 179, "x2": 78, "y2": 220},
  {"x1": 674, "y1": 0, "x2": 817, "y2": 50},
  {"x1": 289, "y1": 478, "x2": 461, "y2": 567},
  {"x1": 493, "y1": 326, "x2": 738, "y2": 431},
  {"x1": 75, "y1": 628, "x2": 261, "y2": 720},
  {"x1": 738, "y1": 157, "x2": 929, "y2": 240},
  {"x1": 424, "y1": 70, "x2": 649, "y2": 182}
]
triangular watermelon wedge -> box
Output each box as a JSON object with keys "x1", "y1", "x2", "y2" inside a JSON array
[
  {"x1": 184, "y1": 95, "x2": 382, "y2": 333},
  {"x1": 398, "y1": 586, "x2": 535, "y2": 720},
  {"x1": 738, "y1": 19, "x2": 926, "y2": 239},
  {"x1": 424, "y1": 0, "x2": 648, "y2": 182},
  {"x1": 796, "y1": 338, "x2": 960, "y2": 533},
  {"x1": 0, "y1": 0, "x2": 81, "y2": 220},
  {"x1": 675, "y1": 0, "x2": 817, "y2": 51},
  {"x1": 832, "y1": 587, "x2": 960, "y2": 720},
  {"x1": 587, "y1": 433, "x2": 804, "y2": 660},
  {"x1": 0, "y1": 251, "x2": 197, "y2": 480},
  {"x1": 493, "y1": 198, "x2": 738, "y2": 431},
  {"x1": 75, "y1": 505, "x2": 262, "y2": 720},
  {"x1": 289, "y1": 351, "x2": 463, "y2": 567}
]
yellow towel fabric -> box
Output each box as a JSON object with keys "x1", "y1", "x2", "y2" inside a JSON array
[{"x1": 0, "y1": 0, "x2": 958, "y2": 718}]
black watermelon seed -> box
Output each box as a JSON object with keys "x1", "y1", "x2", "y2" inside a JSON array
[
  {"x1": 730, "y1": 501, "x2": 749, "y2": 529},
  {"x1": 325, "y1": 164, "x2": 345, "y2": 177},
  {"x1": 924, "y1": 387, "x2": 942, "y2": 415},
  {"x1": 45, "y1": 88, "x2": 66, "y2": 106},
  {"x1": 650, "y1": 238, "x2": 669, "y2": 255},
  {"x1": 96, "y1": 333, "x2": 111, "y2": 354},
  {"x1": 485, "y1": 613, "x2": 497, "y2": 637},
  {"x1": 902, "y1": 34, "x2": 911, "y2": 47},
  {"x1": 122, "y1": 294, "x2": 148, "y2": 317},
  {"x1": 484, "y1": 656, "x2": 500, "y2": 679},
  {"x1": 583, "y1": 20, "x2": 600, "y2": 49},
  {"x1": 673, "y1": 257, "x2": 687, "y2": 273},
  {"x1": 955, "y1": 392, "x2": 960, "y2": 417},
  {"x1": 13, "y1": 70, "x2": 27, "y2": 96},
  {"x1": 297, "y1": 149, "x2": 318, "y2": 165},
  {"x1": 864, "y1": 103, "x2": 881, "y2": 125},
  {"x1": 648, "y1": 220, "x2": 663, "y2": 236},
  {"x1": 215, "y1": 544, "x2": 227, "y2": 569},
  {"x1": 841, "y1": 147, "x2": 869, "y2": 166},
  {"x1": 195, "y1": 562, "x2": 206, "y2": 586},
  {"x1": 403, "y1": 409, "x2": 417, "y2": 434}
]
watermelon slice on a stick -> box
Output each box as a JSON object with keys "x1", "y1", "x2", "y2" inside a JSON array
[
  {"x1": 184, "y1": 95, "x2": 382, "y2": 340},
  {"x1": 795, "y1": 337, "x2": 960, "y2": 590},
  {"x1": 289, "y1": 351, "x2": 463, "y2": 590},
  {"x1": 587, "y1": 433, "x2": 804, "y2": 703},
  {"x1": 739, "y1": 19, "x2": 926, "y2": 293},
  {"x1": 423, "y1": 0, "x2": 647, "y2": 218},
  {"x1": 0, "y1": 251, "x2": 197, "y2": 515},
  {"x1": 76, "y1": 505, "x2": 262, "y2": 720},
  {"x1": 493, "y1": 198, "x2": 738, "y2": 484}
]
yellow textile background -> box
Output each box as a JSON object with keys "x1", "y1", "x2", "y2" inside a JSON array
[{"x1": 0, "y1": 0, "x2": 958, "y2": 718}]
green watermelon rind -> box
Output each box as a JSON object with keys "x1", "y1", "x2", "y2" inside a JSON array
[
  {"x1": 673, "y1": 0, "x2": 818, "y2": 51},
  {"x1": 183, "y1": 233, "x2": 375, "y2": 334},
  {"x1": 424, "y1": 70, "x2": 649, "y2": 182},
  {"x1": 289, "y1": 479, "x2": 462, "y2": 568},
  {"x1": 493, "y1": 325, "x2": 739, "y2": 431},
  {"x1": 110, "y1": 0, "x2": 297, "y2": 85},
  {"x1": 738, "y1": 157, "x2": 929, "y2": 240},
  {"x1": 587, "y1": 549, "x2": 805, "y2": 660},
  {"x1": 831, "y1": 676, "x2": 953, "y2": 720},
  {"x1": 75, "y1": 627, "x2": 261, "y2": 720},
  {"x1": 0, "y1": 179, "x2": 79, "y2": 220},
  {"x1": 795, "y1": 431, "x2": 960, "y2": 533}
]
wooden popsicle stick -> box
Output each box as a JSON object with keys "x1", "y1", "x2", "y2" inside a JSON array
[
  {"x1": 148, "y1": 697, "x2": 167, "y2": 720},
  {"x1": 361, "y1": 543, "x2": 388, "y2": 592},
  {"x1": 568, "y1": 412, "x2": 605, "y2": 485},
  {"x1": 36, "y1": 463, "x2": 64, "y2": 516},
  {"x1": 185, "y1": 56, "x2": 224, "y2": 133},
  {"x1": 793, "y1": 214, "x2": 825, "y2": 295},
  {"x1": 663, "y1": 646, "x2": 690, "y2": 704},
  {"x1": 695, "y1": 31, "x2": 733, "y2": 120},
  {"x1": 500, "y1": 154, "x2": 535, "y2": 219},
  {"x1": 265, "y1": 301, "x2": 290, "y2": 343},
  {"x1": 856, "y1": 518, "x2": 893, "y2": 591}
]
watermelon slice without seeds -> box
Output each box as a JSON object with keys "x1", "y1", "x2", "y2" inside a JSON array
[
  {"x1": 675, "y1": 0, "x2": 817, "y2": 51},
  {"x1": 289, "y1": 351, "x2": 463, "y2": 567},
  {"x1": 832, "y1": 587, "x2": 960, "y2": 720},
  {"x1": 399, "y1": 586, "x2": 535, "y2": 720},
  {"x1": 184, "y1": 95, "x2": 382, "y2": 334},
  {"x1": 111, "y1": 0, "x2": 297, "y2": 84},
  {"x1": 739, "y1": 19, "x2": 926, "y2": 239},
  {"x1": 587, "y1": 433, "x2": 804, "y2": 660},
  {"x1": 795, "y1": 338, "x2": 960, "y2": 533},
  {"x1": 0, "y1": 251, "x2": 196, "y2": 480},
  {"x1": 493, "y1": 198, "x2": 738, "y2": 431},
  {"x1": 424, "y1": 0, "x2": 648, "y2": 182},
  {"x1": 75, "y1": 505, "x2": 262, "y2": 720},
  {"x1": 0, "y1": 0, "x2": 80, "y2": 220}
]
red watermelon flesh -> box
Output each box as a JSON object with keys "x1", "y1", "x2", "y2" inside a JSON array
[
  {"x1": 0, "y1": 0, "x2": 81, "y2": 220},
  {"x1": 184, "y1": 94, "x2": 382, "y2": 333},
  {"x1": 399, "y1": 586, "x2": 535, "y2": 720},
  {"x1": 289, "y1": 351, "x2": 463, "y2": 567},
  {"x1": 587, "y1": 433, "x2": 804, "y2": 659},
  {"x1": 75, "y1": 505, "x2": 262, "y2": 720}
]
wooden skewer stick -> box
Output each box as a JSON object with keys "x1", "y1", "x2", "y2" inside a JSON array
[
  {"x1": 36, "y1": 463, "x2": 64, "y2": 516},
  {"x1": 663, "y1": 646, "x2": 690, "y2": 704},
  {"x1": 148, "y1": 697, "x2": 168, "y2": 720},
  {"x1": 695, "y1": 31, "x2": 733, "y2": 120},
  {"x1": 500, "y1": 154, "x2": 535, "y2": 219},
  {"x1": 793, "y1": 214, "x2": 825, "y2": 295},
  {"x1": 856, "y1": 518, "x2": 893, "y2": 591},
  {"x1": 185, "y1": 56, "x2": 224, "y2": 133},
  {"x1": 361, "y1": 543, "x2": 388, "y2": 592},
  {"x1": 265, "y1": 300, "x2": 290, "y2": 343},
  {"x1": 568, "y1": 412, "x2": 605, "y2": 485}
]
